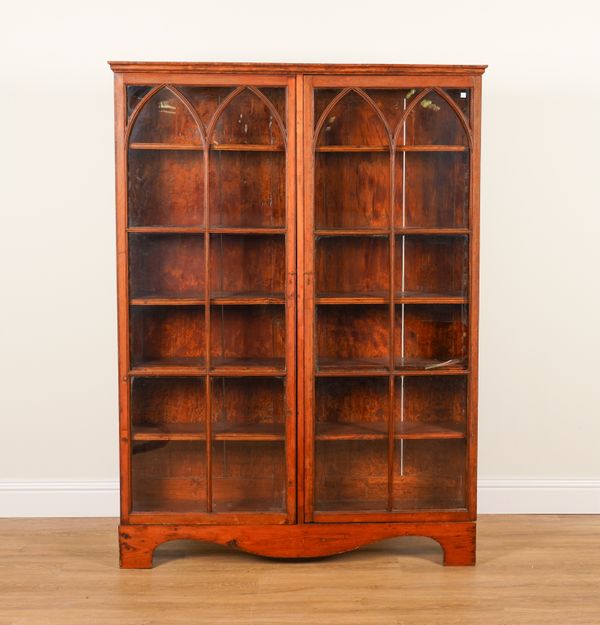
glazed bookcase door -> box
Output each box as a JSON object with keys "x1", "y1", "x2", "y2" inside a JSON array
[
  {"x1": 121, "y1": 77, "x2": 296, "y2": 523},
  {"x1": 303, "y1": 77, "x2": 479, "y2": 522}
]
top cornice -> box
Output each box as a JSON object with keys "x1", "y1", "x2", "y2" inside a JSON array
[{"x1": 108, "y1": 61, "x2": 487, "y2": 76}]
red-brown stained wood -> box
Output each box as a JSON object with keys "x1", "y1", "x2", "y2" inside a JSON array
[
  {"x1": 109, "y1": 62, "x2": 487, "y2": 75},
  {"x1": 118, "y1": 521, "x2": 476, "y2": 567},
  {"x1": 113, "y1": 62, "x2": 483, "y2": 568}
]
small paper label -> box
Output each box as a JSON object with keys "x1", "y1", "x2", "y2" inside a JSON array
[{"x1": 460, "y1": 92, "x2": 467, "y2": 98}]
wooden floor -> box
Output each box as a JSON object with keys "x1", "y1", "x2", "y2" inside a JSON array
[{"x1": 1, "y1": 516, "x2": 599, "y2": 624}]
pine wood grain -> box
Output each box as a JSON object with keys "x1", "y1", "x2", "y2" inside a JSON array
[{"x1": 1, "y1": 516, "x2": 599, "y2": 624}]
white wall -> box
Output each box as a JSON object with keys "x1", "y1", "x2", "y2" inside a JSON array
[{"x1": 1, "y1": 0, "x2": 599, "y2": 515}]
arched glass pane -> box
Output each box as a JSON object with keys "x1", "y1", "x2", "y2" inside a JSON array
[
  {"x1": 211, "y1": 89, "x2": 284, "y2": 146},
  {"x1": 444, "y1": 88, "x2": 470, "y2": 121},
  {"x1": 127, "y1": 86, "x2": 152, "y2": 120},
  {"x1": 365, "y1": 88, "x2": 421, "y2": 134},
  {"x1": 316, "y1": 90, "x2": 388, "y2": 147},
  {"x1": 130, "y1": 88, "x2": 202, "y2": 145},
  {"x1": 259, "y1": 87, "x2": 287, "y2": 121},
  {"x1": 314, "y1": 89, "x2": 341, "y2": 128},
  {"x1": 177, "y1": 86, "x2": 234, "y2": 130},
  {"x1": 404, "y1": 91, "x2": 468, "y2": 146}
]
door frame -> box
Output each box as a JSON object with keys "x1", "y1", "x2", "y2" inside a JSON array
[{"x1": 298, "y1": 73, "x2": 481, "y2": 523}]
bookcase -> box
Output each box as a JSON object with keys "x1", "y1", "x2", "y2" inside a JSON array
[{"x1": 111, "y1": 62, "x2": 484, "y2": 568}]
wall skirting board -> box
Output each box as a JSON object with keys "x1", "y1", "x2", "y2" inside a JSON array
[{"x1": 0, "y1": 479, "x2": 599, "y2": 517}]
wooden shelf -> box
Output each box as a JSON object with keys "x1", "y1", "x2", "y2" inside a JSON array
[
  {"x1": 129, "y1": 143, "x2": 202, "y2": 151},
  {"x1": 130, "y1": 357, "x2": 207, "y2": 377},
  {"x1": 395, "y1": 421, "x2": 466, "y2": 439},
  {"x1": 130, "y1": 293, "x2": 286, "y2": 306},
  {"x1": 128, "y1": 226, "x2": 204, "y2": 234},
  {"x1": 133, "y1": 422, "x2": 285, "y2": 441},
  {"x1": 395, "y1": 357, "x2": 467, "y2": 372},
  {"x1": 316, "y1": 358, "x2": 390, "y2": 376},
  {"x1": 211, "y1": 292, "x2": 285, "y2": 305},
  {"x1": 316, "y1": 293, "x2": 388, "y2": 305},
  {"x1": 315, "y1": 292, "x2": 467, "y2": 305},
  {"x1": 315, "y1": 145, "x2": 468, "y2": 153},
  {"x1": 130, "y1": 356, "x2": 288, "y2": 377},
  {"x1": 316, "y1": 146, "x2": 388, "y2": 153},
  {"x1": 395, "y1": 292, "x2": 467, "y2": 304},
  {"x1": 315, "y1": 421, "x2": 465, "y2": 441},
  {"x1": 315, "y1": 357, "x2": 468, "y2": 377},
  {"x1": 130, "y1": 295, "x2": 204, "y2": 306},
  {"x1": 398, "y1": 145, "x2": 468, "y2": 152},
  {"x1": 316, "y1": 421, "x2": 387, "y2": 440},
  {"x1": 395, "y1": 228, "x2": 470, "y2": 235},
  {"x1": 133, "y1": 423, "x2": 205, "y2": 440},
  {"x1": 211, "y1": 144, "x2": 284, "y2": 152},
  {"x1": 314, "y1": 228, "x2": 470, "y2": 237},
  {"x1": 210, "y1": 227, "x2": 286, "y2": 235},
  {"x1": 211, "y1": 357, "x2": 286, "y2": 376},
  {"x1": 315, "y1": 228, "x2": 389, "y2": 236},
  {"x1": 129, "y1": 143, "x2": 285, "y2": 152},
  {"x1": 128, "y1": 226, "x2": 286, "y2": 235},
  {"x1": 214, "y1": 423, "x2": 285, "y2": 441}
]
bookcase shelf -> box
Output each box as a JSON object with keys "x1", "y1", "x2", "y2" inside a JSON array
[
  {"x1": 315, "y1": 145, "x2": 468, "y2": 153},
  {"x1": 133, "y1": 423, "x2": 285, "y2": 442},
  {"x1": 315, "y1": 421, "x2": 465, "y2": 441}
]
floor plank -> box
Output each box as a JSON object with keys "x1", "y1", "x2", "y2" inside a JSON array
[{"x1": 0, "y1": 516, "x2": 599, "y2": 624}]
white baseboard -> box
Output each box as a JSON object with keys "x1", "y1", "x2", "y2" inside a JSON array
[
  {"x1": 1, "y1": 478, "x2": 599, "y2": 517},
  {"x1": 477, "y1": 478, "x2": 600, "y2": 514},
  {"x1": 0, "y1": 481, "x2": 120, "y2": 517}
]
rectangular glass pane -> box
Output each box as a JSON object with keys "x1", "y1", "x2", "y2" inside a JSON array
[
  {"x1": 395, "y1": 304, "x2": 468, "y2": 370},
  {"x1": 393, "y1": 439, "x2": 467, "y2": 510},
  {"x1": 210, "y1": 234, "x2": 285, "y2": 300},
  {"x1": 210, "y1": 305, "x2": 285, "y2": 372},
  {"x1": 132, "y1": 440, "x2": 206, "y2": 513},
  {"x1": 130, "y1": 306, "x2": 205, "y2": 370},
  {"x1": 316, "y1": 305, "x2": 389, "y2": 371},
  {"x1": 212, "y1": 441, "x2": 286, "y2": 512},
  {"x1": 129, "y1": 233, "x2": 205, "y2": 299},
  {"x1": 316, "y1": 236, "x2": 389, "y2": 299},
  {"x1": 395, "y1": 235, "x2": 468, "y2": 298},
  {"x1": 315, "y1": 440, "x2": 388, "y2": 511}
]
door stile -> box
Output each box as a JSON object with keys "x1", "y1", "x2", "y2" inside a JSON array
[
  {"x1": 466, "y1": 76, "x2": 482, "y2": 518},
  {"x1": 284, "y1": 75, "x2": 298, "y2": 523},
  {"x1": 203, "y1": 125, "x2": 212, "y2": 514},
  {"x1": 302, "y1": 76, "x2": 316, "y2": 521},
  {"x1": 295, "y1": 73, "x2": 306, "y2": 524},
  {"x1": 114, "y1": 72, "x2": 132, "y2": 523},
  {"x1": 387, "y1": 138, "x2": 396, "y2": 512}
]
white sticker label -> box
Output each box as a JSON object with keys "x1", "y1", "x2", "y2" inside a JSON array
[{"x1": 460, "y1": 92, "x2": 467, "y2": 98}]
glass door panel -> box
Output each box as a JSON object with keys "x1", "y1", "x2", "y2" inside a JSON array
[
  {"x1": 308, "y1": 82, "x2": 472, "y2": 519},
  {"x1": 127, "y1": 81, "x2": 293, "y2": 520}
]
